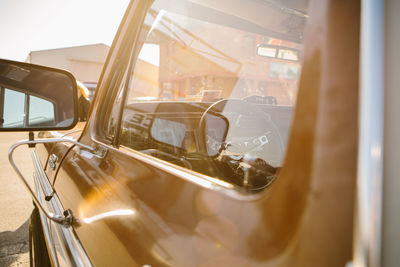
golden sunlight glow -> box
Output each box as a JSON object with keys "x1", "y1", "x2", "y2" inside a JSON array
[
  {"x1": 81, "y1": 209, "x2": 135, "y2": 224},
  {"x1": 77, "y1": 176, "x2": 137, "y2": 225}
]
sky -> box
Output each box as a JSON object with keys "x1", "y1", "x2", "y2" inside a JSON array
[{"x1": 0, "y1": 0, "x2": 130, "y2": 61}]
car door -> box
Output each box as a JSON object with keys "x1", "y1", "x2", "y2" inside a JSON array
[{"x1": 51, "y1": 0, "x2": 360, "y2": 266}]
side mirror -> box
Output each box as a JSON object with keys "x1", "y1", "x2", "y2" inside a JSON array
[{"x1": 0, "y1": 59, "x2": 78, "y2": 131}]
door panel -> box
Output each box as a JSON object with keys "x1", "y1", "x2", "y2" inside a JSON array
[{"x1": 54, "y1": 139, "x2": 291, "y2": 267}]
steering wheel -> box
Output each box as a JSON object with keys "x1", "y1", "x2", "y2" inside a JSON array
[{"x1": 199, "y1": 99, "x2": 284, "y2": 191}]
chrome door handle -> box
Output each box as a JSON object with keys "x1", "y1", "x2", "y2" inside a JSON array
[{"x1": 48, "y1": 154, "x2": 58, "y2": 170}]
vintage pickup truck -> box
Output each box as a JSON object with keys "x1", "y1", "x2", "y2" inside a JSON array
[{"x1": 0, "y1": 0, "x2": 396, "y2": 266}]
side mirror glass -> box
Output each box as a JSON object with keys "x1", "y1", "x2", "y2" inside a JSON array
[{"x1": 0, "y1": 59, "x2": 78, "y2": 131}]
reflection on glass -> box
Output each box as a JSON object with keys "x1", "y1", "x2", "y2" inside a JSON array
[
  {"x1": 3, "y1": 89, "x2": 26, "y2": 127},
  {"x1": 2, "y1": 89, "x2": 56, "y2": 127},
  {"x1": 151, "y1": 118, "x2": 186, "y2": 147},
  {"x1": 277, "y1": 48, "x2": 299, "y2": 61},
  {"x1": 0, "y1": 60, "x2": 76, "y2": 129},
  {"x1": 204, "y1": 113, "x2": 228, "y2": 157},
  {"x1": 257, "y1": 46, "x2": 277, "y2": 58},
  {"x1": 29, "y1": 95, "x2": 55, "y2": 126},
  {"x1": 120, "y1": 0, "x2": 308, "y2": 192}
]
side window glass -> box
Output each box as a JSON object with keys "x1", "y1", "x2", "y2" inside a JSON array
[
  {"x1": 29, "y1": 95, "x2": 55, "y2": 125},
  {"x1": 0, "y1": 87, "x2": 55, "y2": 127},
  {"x1": 3, "y1": 88, "x2": 25, "y2": 127},
  {"x1": 119, "y1": 0, "x2": 309, "y2": 192}
]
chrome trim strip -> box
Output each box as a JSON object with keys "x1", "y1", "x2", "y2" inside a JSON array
[
  {"x1": 32, "y1": 152, "x2": 54, "y2": 199},
  {"x1": 47, "y1": 190, "x2": 92, "y2": 267},
  {"x1": 32, "y1": 150, "x2": 93, "y2": 267},
  {"x1": 354, "y1": 0, "x2": 384, "y2": 266},
  {"x1": 33, "y1": 172, "x2": 60, "y2": 267}
]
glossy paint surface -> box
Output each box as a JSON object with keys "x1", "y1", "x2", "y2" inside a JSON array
[
  {"x1": 46, "y1": 0, "x2": 361, "y2": 266},
  {"x1": 56, "y1": 143, "x2": 279, "y2": 266}
]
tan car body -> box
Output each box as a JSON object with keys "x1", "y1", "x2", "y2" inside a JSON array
[{"x1": 33, "y1": 0, "x2": 361, "y2": 266}]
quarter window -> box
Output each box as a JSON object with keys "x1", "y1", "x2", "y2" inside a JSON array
[{"x1": 119, "y1": 0, "x2": 309, "y2": 192}]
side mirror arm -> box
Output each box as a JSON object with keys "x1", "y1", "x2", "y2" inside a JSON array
[{"x1": 8, "y1": 138, "x2": 94, "y2": 227}]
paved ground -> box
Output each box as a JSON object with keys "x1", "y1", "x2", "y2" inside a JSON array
[{"x1": 0, "y1": 132, "x2": 35, "y2": 267}]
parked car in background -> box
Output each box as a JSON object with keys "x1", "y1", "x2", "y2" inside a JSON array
[
  {"x1": 76, "y1": 80, "x2": 91, "y2": 122},
  {"x1": 82, "y1": 82, "x2": 97, "y2": 101},
  {"x1": 0, "y1": 0, "x2": 396, "y2": 266}
]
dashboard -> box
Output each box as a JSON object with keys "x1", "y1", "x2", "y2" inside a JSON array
[{"x1": 121, "y1": 100, "x2": 293, "y2": 191}]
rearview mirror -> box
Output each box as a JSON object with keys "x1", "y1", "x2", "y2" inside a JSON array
[{"x1": 0, "y1": 59, "x2": 78, "y2": 131}]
